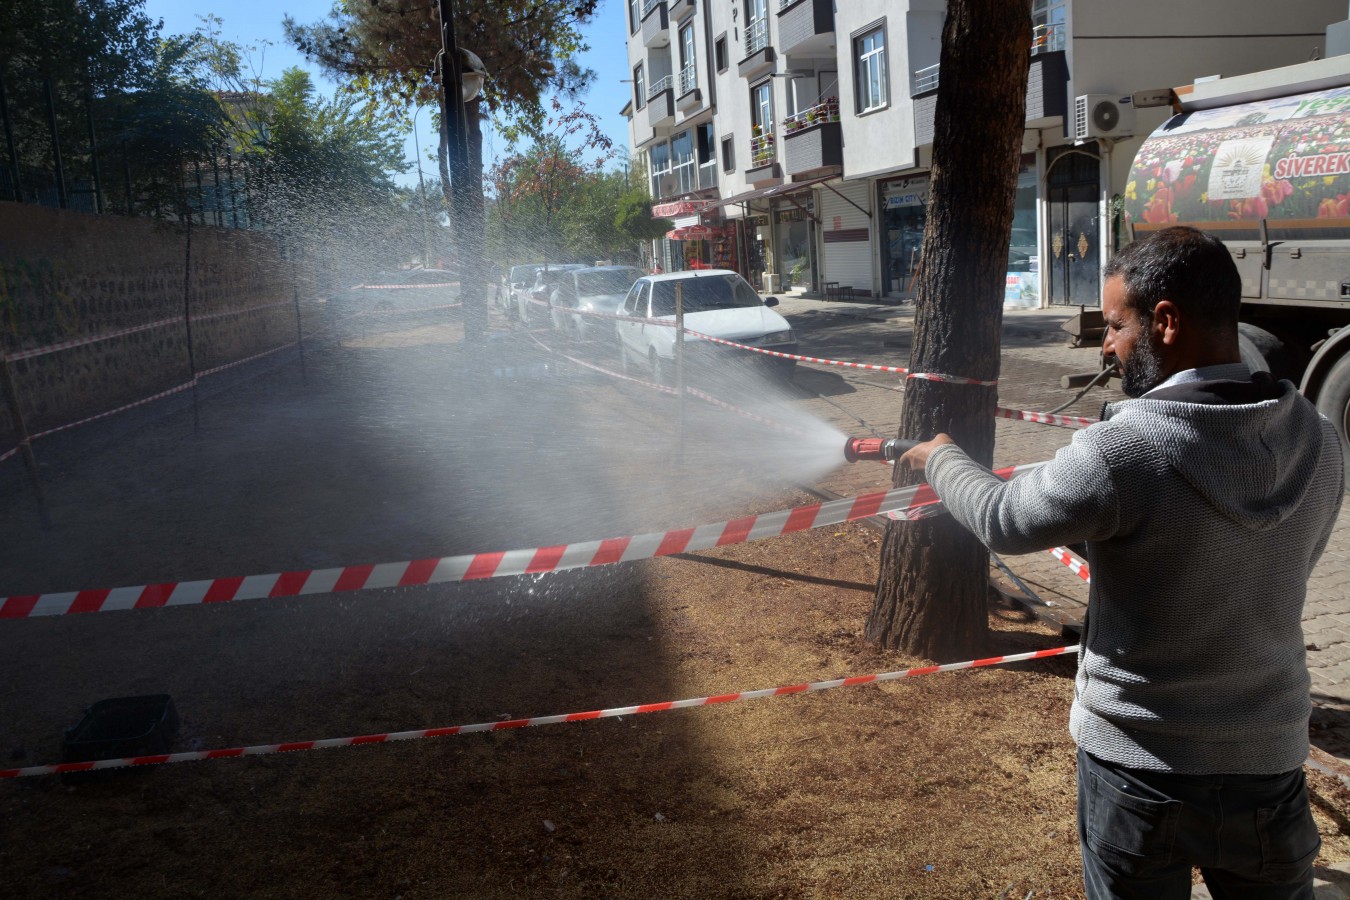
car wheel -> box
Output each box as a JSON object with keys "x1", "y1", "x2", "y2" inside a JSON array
[{"x1": 650, "y1": 349, "x2": 665, "y2": 386}]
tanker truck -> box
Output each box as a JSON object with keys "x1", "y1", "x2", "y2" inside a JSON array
[{"x1": 1118, "y1": 55, "x2": 1350, "y2": 477}]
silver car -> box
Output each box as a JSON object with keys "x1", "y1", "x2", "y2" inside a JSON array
[
  {"x1": 518, "y1": 264, "x2": 586, "y2": 324},
  {"x1": 547, "y1": 266, "x2": 646, "y2": 341}
]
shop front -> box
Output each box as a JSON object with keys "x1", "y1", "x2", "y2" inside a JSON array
[
  {"x1": 772, "y1": 198, "x2": 815, "y2": 291},
  {"x1": 1005, "y1": 152, "x2": 1041, "y2": 308},
  {"x1": 879, "y1": 175, "x2": 929, "y2": 298}
]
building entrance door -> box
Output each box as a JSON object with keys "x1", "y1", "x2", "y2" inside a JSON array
[{"x1": 1046, "y1": 146, "x2": 1100, "y2": 307}]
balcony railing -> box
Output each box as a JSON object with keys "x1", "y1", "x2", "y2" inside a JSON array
[
  {"x1": 679, "y1": 65, "x2": 697, "y2": 95},
  {"x1": 783, "y1": 97, "x2": 840, "y2": 136},
  {"x1": 745, "y1": 18, "x2": 769, "y2": 56},
  {"x1": 913, "y1": 63, "x2": 940, "y2": 94},
  {"x1": 648, "y1": 74, "x2": 674, "y2": 100},
  {"x1": 751, "y1": 130, "x2": 776, "y2": 167},
  {"x1": 777, "y1": 0, "x2": 794, "y2": 8},
  {"x1": 1032, "y1": 22, "x2": 1065, "y2": 55},
  {"x1": 642, "y1": 0, "x2": 664, "y2": 16}
]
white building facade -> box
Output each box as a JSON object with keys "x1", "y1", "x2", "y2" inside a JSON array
[{"x1": 624, "y1": 0, "x2": 1349, "y2": 307}]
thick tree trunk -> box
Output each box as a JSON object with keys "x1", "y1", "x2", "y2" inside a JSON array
[
  {"x1": 460, "y1": 101, "x2": 487, "y2": 341},
  {"x1": 866, "y1": 0, "x2": 1031, "y2": 661}
]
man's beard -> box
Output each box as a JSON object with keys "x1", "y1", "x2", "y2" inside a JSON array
[{"x1": 1120, "y1": 329, "x2": 1165, "y2": 398}]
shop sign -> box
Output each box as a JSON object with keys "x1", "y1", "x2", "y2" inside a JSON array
[
  {"x1": 1004, "y1": 272, "x2": 1040, "y2": 308},
  {"x1": 883, "y1": 176, "x2": 930, "y2": 209},
  {"x1": 652, "y1": 199, "x2": 713, "y2": 218}
]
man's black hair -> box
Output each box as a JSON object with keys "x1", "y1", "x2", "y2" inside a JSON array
[{"x1": 1102, "y1": 226, "x2": 1241, "y2": 332}]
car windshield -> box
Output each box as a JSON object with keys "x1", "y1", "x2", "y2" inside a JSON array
[
  {"x1": 650, "y1": 275, "x2": 762, "y2": 316},
  {"x1": 575, "y1": 269, "x2": 643, "y2": 297},
  {"x1": 510, "y1": 265, "x2": 535, "y2": 282}
]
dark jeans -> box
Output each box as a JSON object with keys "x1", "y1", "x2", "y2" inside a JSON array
[{"x1": 1077, "y1": 747, "x2": 1319, "y2": 899}]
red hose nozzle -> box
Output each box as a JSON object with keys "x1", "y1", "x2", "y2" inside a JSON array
[{"x1": 844, "y1": 436, "x2": 920, "y2": 462}]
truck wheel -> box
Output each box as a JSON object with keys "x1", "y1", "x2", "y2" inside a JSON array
[
  {"x1": 1314, "y1": 353, "x2": 1350, "y2": 488},
  {"x1": 1238, "y1": 323, "x2": 1302, "y2": 382}
]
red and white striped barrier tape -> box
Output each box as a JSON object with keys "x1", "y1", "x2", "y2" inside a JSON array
[
  {"x1": 1046, "y1": 545, "x2": 1091, "y2": 583},
  {"x1": 995, "y1": 407, "x2": 1096, "y2": 429},
  {"x1": 0, "y1": 644, "x2": 1078, "y2": 778},
  {"x1": 881, "y1": 461, "x2": 1047, "y2": 522},
  {"x1": 23, "y1": 342, "x2": 297, "y2": 443},
  {"x1": 686, "y1": 330, "x2": 998, "y2": 387},
  {"x1": 3, "y1": 317, "x2": 182, "y2": 362},
  {"x1": 532, "y1": 298, "x2": 996, "y2": 387},
  {"x1": 527, "y1": 331, "x2": 812, "y2": 437},
  {"x1": 345, "y1": 302, "x2": 462, "y2": 321},
  {"x1": 190, "y1": 301, "x2": 293, "y2": 323},
  {"x1": 0, "y1": 444, "x2": 21, "y2": 464},
  {"x1": 198, "y1": 341, "x2": 297, "y2": 378},
  {"x1": 352, "y1": 281, "x2": 460, "y2": 290},
  {"x1": 0, "y1": 481, "x2": 951, "y2": 620},
  {"x1": 29, "y1": 380, "x2": 198, "y2": 441}
]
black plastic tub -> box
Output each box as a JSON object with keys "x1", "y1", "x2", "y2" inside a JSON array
[{"x1": 62, "y1": 694, "x2": 178, "y2": 782}]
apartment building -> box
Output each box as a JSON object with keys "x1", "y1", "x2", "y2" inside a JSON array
[{"x1": 625, "y1": 0, "x2": 1347, "y2": 307}]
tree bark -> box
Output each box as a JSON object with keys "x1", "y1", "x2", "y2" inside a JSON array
[
  {"x1": 866, "y1": 0, "x2": 1031, "y2": 661},
  {"x1": 460, "y1": 99, "x2": 487, "y2": 341}
]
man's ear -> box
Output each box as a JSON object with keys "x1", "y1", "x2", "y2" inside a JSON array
[{"x1": 1152, "y1": 299, "x2": 1182, "y2": 346}]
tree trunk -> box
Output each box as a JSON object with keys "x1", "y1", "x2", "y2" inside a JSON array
[
  {"x1": 866, "y1": 0, "x2": 1031, "y2": 661},
  {"x1": 460, "y1": 100, "x2": 487, "y2": 341}
]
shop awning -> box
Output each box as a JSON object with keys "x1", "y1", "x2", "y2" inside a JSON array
[
  {"x1": 701, "y1": 174, "x2": 838, "y2": 212},
  {"x1": 666, "y1": 224, "x2": 724, "y2": 241},
  {"x1": 652, "y1": 198, "x2": 714, "y2": 218}
]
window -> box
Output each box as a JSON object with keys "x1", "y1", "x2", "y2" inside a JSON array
[
  {"x1": 679, "y1": 24, "x2": 697, "y2": 95},
  {"x1": 751, "y1": 81, "x2": 774, "y2": 131},
  {"x1": 1032, "y1": 0, "x2": 1066, "y2": 54},
  {"x1": 672, "y1": 130, "x2": 695, "y2": 193},
  {"x1": 649, "y1": 142, "x2": 672, "y2": 197},
  {"x1": 721, "y1": 136, "x2": 735, "y2": 173},
  {"x1": 697, "y1": 123, "x2": 717, "y2": 189},
  {"x1": 628, "y1": 0, "x2": 640, "y2": 33},
  {"x1": 634, "y1": 63, "x2": 646, "y2": 110},
  {"x1": 745, "y1": 0, "x2": 769, "y2": 56},
  {"x1": 854, "y1": 26, "x2": 888, "y2": 113},
  {"x1": 715, "y1": 36, "x2": 727, "y2": 72}
]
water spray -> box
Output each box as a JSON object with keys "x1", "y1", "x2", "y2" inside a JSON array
[{"x1": 843, "y1": 437, "x2": 921, "y2": 463}]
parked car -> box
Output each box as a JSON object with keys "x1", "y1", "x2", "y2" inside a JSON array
[
  {"x1": 503, "y1": 264, "x2": 540, "y2": 313},
  {"x1": 547, "y1": 266, "x2": 646, "y2": 341},
  {"x1": 615, "y1": 270, "x2": 797, "y2": 383},
  {"x1": 518, "y1": 263, "x2": 586, "y2": 324}
]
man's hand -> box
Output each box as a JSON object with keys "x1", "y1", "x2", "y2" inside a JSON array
[{"x1": 898, "y1": 433, "x2": 954, "y2": 473}]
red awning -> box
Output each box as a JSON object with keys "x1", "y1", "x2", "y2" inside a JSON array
[
  {"x1": 652, "y1": 199, "x2": 714, "y2": 218},
  {"x1": 666, "y1": 224, "x2": 722, "y2": 240}
]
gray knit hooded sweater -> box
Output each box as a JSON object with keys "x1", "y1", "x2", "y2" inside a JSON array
[{"x1": 927, "y1": 373, "x2": 1343, "y2": 774}]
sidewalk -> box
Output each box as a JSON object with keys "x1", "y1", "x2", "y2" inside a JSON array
[{"x1": 772, "y1": 292, "x2": 1350, "y2": 771}]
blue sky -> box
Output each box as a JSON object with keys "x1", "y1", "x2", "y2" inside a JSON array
[{"x1": 143, "y1": 0, "x2": 631, "y2": 187}]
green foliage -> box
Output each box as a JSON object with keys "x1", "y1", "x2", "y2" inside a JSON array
[
  {"x1": 0, "y1": 0, "x2": 225, "y2": 212},
  {"x1": 487, "y1": 137, "x2": 661, "y2": 267},
  {"x1": 284, "y1": 0, "x2": 600, "y2": 142}
]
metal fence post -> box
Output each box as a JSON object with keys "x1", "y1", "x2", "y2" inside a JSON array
[
  {"x1": 0, "y1": 352, "x2": 52, "y2": 527},
  {"x1": 675, "y1": 280, "x2": 685, "y2": 465}
]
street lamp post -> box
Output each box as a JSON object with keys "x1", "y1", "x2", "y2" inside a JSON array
[{"x1": 435, "y1": 0, "x2": 489, "y2": 343}]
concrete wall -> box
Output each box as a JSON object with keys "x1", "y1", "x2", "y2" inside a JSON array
[
  {"x1": 0, "y1": 203, "x2": 296, "y2": 444},
  {"x1": 838, "y1": 0, "x2": 925, "y2": 181}
]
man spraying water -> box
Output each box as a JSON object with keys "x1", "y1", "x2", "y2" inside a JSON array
[{"x1": 900, "y1": 226, "x2": 1343, "y2": 897}]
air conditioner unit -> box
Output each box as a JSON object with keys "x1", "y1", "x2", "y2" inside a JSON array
[{"x1": 1073, "y1": 94, "x2": 1135, "y2": 142}]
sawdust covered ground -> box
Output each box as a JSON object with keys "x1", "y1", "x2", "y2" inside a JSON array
[{"x1": 3, "y1": 509, "x2": 1349, "y2": 899}]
